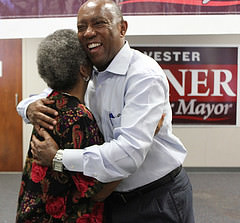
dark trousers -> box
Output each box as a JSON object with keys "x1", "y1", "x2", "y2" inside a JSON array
[{"x1": 104, "y1": 168, "x2": 195, "y2": 223}]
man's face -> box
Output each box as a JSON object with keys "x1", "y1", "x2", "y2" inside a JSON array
[{"x1": 77, "y1": 0, "x2": 126, "y2": 71}]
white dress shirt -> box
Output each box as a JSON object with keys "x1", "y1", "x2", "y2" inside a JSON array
[{"x1": 17, "y1": 42, "x2": 187, "y2": 192}]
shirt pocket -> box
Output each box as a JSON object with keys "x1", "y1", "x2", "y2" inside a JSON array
[{"x1": 109, "y1": 113, "x2": 121, "y2": 128}]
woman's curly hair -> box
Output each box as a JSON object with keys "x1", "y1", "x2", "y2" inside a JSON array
[{"x1": 37, "y1": 29, "x2": 89, "y2": 91}]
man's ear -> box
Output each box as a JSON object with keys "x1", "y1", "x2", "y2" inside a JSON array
[{"x1": 120, "y1": 20, "x2": 128, "y2": 38}]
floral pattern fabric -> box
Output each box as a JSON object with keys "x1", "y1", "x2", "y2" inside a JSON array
[{"x1": 16, "y1": 91, "x2": 105, "y2": 223}]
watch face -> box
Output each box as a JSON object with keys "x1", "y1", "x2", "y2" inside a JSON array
[{"x1": 53, "y1": 161, "x2": 63, "y2": 172}]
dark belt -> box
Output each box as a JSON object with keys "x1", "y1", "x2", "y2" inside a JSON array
[{"x1": 109, "y1": 165, "x2": 182, "y2": 204}]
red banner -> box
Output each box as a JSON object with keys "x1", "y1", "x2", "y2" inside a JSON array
[
  {"x1": 1, "y1": 0, "x2": 240, "y2": 19},
  {"x1": 133, "y1": 46, "x2": 238, "y2": 125}
]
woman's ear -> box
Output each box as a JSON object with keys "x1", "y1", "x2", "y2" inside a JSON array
[{"x1": 80, "y1": 65, "x2": 91, "y2": 82}]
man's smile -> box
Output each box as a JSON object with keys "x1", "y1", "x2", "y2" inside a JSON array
[{"x1": 87, "y1": 42, "x2": 102, "y2": 51}]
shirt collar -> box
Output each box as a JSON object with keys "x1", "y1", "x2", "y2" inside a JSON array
[{"x1": 93, "y1": 41, "x2": 132, "y2": 76}]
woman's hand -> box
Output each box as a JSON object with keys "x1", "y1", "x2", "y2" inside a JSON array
[
  {"x1": 154, "y1": 113, "x2": 166, "y2": 135},
  {"x1": 27, "y1": 98, "x2": 58, "y2": 130}
]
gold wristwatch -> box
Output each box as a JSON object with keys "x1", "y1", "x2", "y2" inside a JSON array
[{"x1": 52, "y1": 150, "x2": 64, "y2": 172}]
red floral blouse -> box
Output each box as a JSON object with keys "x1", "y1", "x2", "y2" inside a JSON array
[{"x1": 16, "y1": 91, "x2": 105, "y2": 223}]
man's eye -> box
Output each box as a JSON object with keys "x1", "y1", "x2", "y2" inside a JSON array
[
  {"x1": 93, "y1": 20, "x2": 107, "y2": 27},
  {"x1": 78, "y1": 25, "x2": 87, "y2": 32}
]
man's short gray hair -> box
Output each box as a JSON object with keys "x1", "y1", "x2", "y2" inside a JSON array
[{"x1": 37, "y1": 29, "x2": 89, "y2": 91}]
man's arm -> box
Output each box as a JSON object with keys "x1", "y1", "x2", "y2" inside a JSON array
[
  {"x1": 32, "y1": 127, "x2": 121, "y2": 201},
  {"x1": 31, "y1": 113, "x2": 165, "y2": 167},
  {"x1": 91, "y1": 114, "x2": 164, "y2": 201}
]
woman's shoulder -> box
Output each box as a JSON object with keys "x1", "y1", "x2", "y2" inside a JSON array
[{"x1": 47, "y1": 90, "x2": 93, "y2": 119}]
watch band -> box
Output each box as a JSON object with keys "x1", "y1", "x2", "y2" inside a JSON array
[{"x1": 52, "y1": 149, "x2": 64, "y2": 172}]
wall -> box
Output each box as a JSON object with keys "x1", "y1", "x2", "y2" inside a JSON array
[
  {"x1": 21, "y1": 34, "x2": 240, "y2": 167},
  {"x1": 1, "y1": 15, "x2": 240, "y2": 38},
  {"x1": 22, "y1": 38, "x2": 47, "y2": 160}
]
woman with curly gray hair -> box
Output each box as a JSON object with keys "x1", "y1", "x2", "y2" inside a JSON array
[
  {"x1": 16, "y1": 29, "x2": 119, "y2": 223},
  {"x1": 37, "y1": 29, "x2": 90, "y2": 93}
]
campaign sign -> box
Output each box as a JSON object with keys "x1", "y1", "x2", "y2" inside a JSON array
[{"x1": 133, "y1": 46, "x2": 238, "y2": 125}]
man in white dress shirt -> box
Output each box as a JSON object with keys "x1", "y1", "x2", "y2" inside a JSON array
[{"x1": 17, "y1": 0, "x2": 194, "y2": 222}]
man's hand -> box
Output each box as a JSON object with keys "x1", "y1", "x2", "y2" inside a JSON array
[
  {"x1": 27, "y1": 98, "x2": 58, "y2": 130},
  {"x1": 92, "y1": 180, "x2": 121, "y2": 202},
  {"x1": 31, "y1": 126, "x2": 59, "y2": 166}
]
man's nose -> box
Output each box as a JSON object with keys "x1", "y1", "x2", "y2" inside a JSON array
[{"x1": 84, "y1": 25, "x2": 96, "y2": 37}]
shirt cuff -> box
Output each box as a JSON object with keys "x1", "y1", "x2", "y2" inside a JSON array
[
  {"x1": 23, "y1": 104, "x2": 31, "y2": 124},
  {"x1": 63, "y1": 149, "x2": 84, "y2": 172}
]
